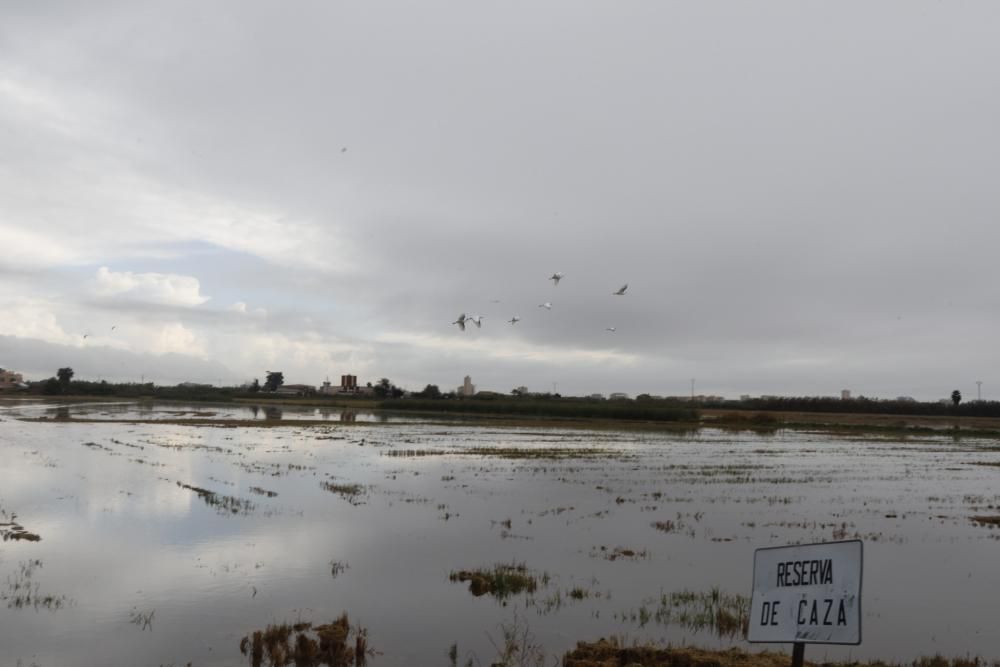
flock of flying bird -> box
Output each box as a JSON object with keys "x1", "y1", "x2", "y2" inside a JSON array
[{"x1": 451, "y1": 272, "x2": 628, "y2": 332}]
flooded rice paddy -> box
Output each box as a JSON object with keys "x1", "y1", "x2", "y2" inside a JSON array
[{"x1": 2, "y1": 399, "x2": 1000, "y2": 665}]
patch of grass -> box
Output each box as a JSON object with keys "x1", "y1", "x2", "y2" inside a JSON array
[
  {"x1": 320, "y1": 481, "x2": 366, "y2": 505},
  {"x1": 0, "y1": 521, "x2": 41, "y2": 542},
  {"x1": 970, "y1": 515, "x2": 1000, "y2": 526},
  {"x1": 238, "y1": 613, "x2": 373, "y2": 667},
  {"x1": 657, "y1": 587, "x2": 749, "y2": 638},
  {"x1": 590, "y1": 546, "x2": 648, "y2": 561},
  {"x1": 2, "y1": 559, "x2": 69, "y2": 611},
  {"x1": 449, "y1": 563, "x2": 543, "y2": 599},
  {"x1": 176, "y1": 481, "x2": 256, "y2": 515}
]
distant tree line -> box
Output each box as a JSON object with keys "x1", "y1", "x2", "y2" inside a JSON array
[
  {"x1": 710, "y1": 394, "x2": 1000, "y2": 418},
  {"x1": 379, "y1": 398, "x2": 698, "y2": 422},
  {"x1": 24, "y1": 367, "x2": 999, "y2": 420}
]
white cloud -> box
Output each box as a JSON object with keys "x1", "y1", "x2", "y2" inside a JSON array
[
  {"x1": 93, "y1": 266, "x2": 210, "y2": 307},
  {"x1": 0, "y1": 297, "x2": 76, "y2": 345},
  {"x1": 0, "y1": 224, "x2": 79, "y2": 269},
  {"x1": 148, "y1": 322, "x2": 206, "y2": 357}
]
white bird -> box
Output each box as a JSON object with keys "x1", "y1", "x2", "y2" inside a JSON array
[
  {"x1": 469, "y1": 315, "x2": 484, "y2": 328},
  {"x1": 538, "y1": 302, "x2": 552, "y2": 310},
  {"x1": 549, "y1": 272, "x2": 564, "y2": 286},
  {"x1": 613, "y1": 283, "x2": 628, "y2": 296},
  {"x1": 605, "y1": 327, "x2": 617, "y2": 332},
  {"x1": 452, "y1": 313, "x2": 467, "y2": 331},
  {"x1": 508, "y1": 316, "x2": 520, "y2": 325}
]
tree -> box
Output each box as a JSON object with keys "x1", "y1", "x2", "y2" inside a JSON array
[
  {"x1": 373, "y1": 378, "x2": 392, "y2": 399},
  {"x1": 57, "y1": 367, "x2": 74, "y2": 391},
  {"x1": 264, "y1": 371, "x2": 284, "y2": 392},
  {"x1": 417, "y1": 384, "x2": 441, "y2": 399},
  {"x1": 248, "y1": 379, "x2": 260, "y2": 393},
  {"x1": 43, "y1": 377, "x2": 62, "y2": 395},
  {"x1": 952, "y1": 390, "x2": 962, "y2": 407}
]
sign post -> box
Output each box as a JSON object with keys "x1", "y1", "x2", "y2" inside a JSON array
[{"x1": 748, "y1": 540, "x2": 863, "y2": 665}]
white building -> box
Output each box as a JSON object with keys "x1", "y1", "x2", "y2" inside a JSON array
[
  {"x1": 841, "y1": 389, "x2": 852, "y2": 400},
  {"x1": 0, "y1": 368, "x2": 25, "y2": 389},
  {"x1": 457, "y1": 375, "x2": 476, "y2": 397}
]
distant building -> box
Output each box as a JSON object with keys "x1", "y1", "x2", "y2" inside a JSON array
[
  {"x1": 609, "y1": 392, "x2": 629, "y2": 400},
  {"x1": 589, "y1": 393, "x2": 605, "y2": 400},
  {"x1": 740, "y1": 394, "x2": 751, "y2": 401},
  {"x1": 458, "y1": 375, "x2": 476, "y2": 397},
  {"x1": 896, "y1": 396, "x2": 917, "y2": 403},
  {"x1": 319, "y1": 380, "x2": 337, "y2": 395},
  {"x1": 0, "y1": 368, "x2": 25, "y2": 390},
  {"x1": 341, "y1": 374, "x2": 358, "y2": 391},
  {"x1": 275, "y1": 384, "x2": 317, "y2": 396},
  {"x1": 841, "y1": 389, "x2": 852, "y2": 400}
]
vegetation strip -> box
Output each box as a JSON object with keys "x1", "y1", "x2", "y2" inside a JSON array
[{"x1": 562, "y1": 641, "x2": 1000, "y2": 667}]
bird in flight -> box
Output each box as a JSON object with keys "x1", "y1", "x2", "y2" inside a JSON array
[
  {"x1": 613, "y1": 283, "x2": 628, "y2": 296},
  {"x1": 111, "y1": 325, "x2": 117, "y2": 331},
  {"x1": 508, "y1": 316, "x2": 520, "y2": 325},
  {"x1": 452, "y1": 313, "x2": 467, "y2": 331},
  {"x1": 605, "y1": 327, "x2": 617, "y2": 332},
  {"x1": 549, "y1": 272, "x2": 564, "y2": 286},
  {"x1": 538, "y1": 302, "x2": 552, "y2": 310},
  {"x1": 469, "y1": 315, "x2": 484, "y2": 328},
  {"x1": 82, "y1": 333, "x2": 91, "y2": 339}
]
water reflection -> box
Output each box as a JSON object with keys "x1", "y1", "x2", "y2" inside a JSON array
[{"x1": 2, "y1": 403, "x2": 1000, "y2": 666}]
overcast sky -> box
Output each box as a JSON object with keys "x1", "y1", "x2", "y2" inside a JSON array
[{"x1": 2, "y1": 1, "x2": 998, "y2": 399}]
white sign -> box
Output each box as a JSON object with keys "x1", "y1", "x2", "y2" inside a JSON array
[{"x1": 748, "y1": 540, "x2": 863, "y2": 644}]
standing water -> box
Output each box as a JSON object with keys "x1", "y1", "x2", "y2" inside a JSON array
[{"x1": 2, "y1": 399, "x2": 1000, "y2": 665}]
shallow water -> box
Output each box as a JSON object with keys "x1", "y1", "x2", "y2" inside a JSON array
[{"x1": 1, "y1": 399, "x2": 1000, "y2": 666}]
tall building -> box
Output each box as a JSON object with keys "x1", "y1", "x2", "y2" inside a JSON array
[
  {"x1": 341, "y1": 374, "x2": 358, "y2": 391},
  {"x1": 841, "y1": 389, "x2": 852, "y2": 400},
  {"x1": 458, "y1": 375, "x2": 476, "y2": 397}
]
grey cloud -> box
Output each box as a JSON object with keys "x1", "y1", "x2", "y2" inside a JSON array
[
  {"x1": 0, "y1": 335, "x2": 234, "y2": 385},
  {"x1": 2, "y1": 1, "x2": 999, "y2": 399}
]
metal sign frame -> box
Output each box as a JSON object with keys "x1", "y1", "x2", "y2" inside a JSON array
[{"x1": 748, "y1": 539, "x2": 863, "y2": 646}]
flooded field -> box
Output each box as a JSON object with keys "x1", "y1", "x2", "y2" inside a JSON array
[{"x1": 2, "y1": 399, "x2": 1000, "y2": 666}]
